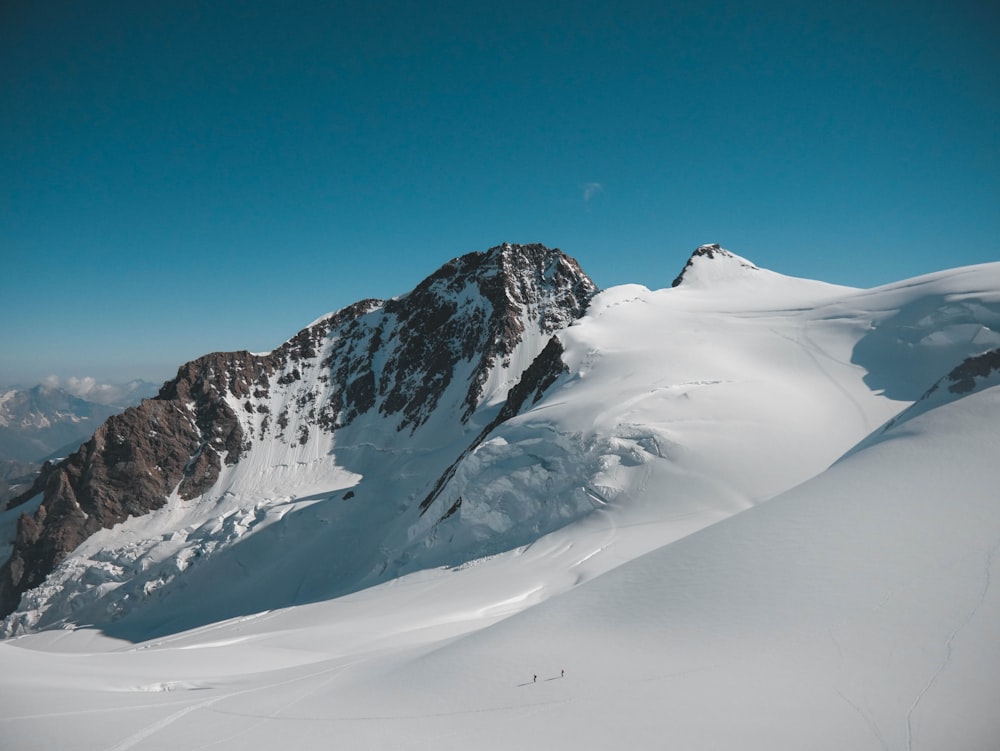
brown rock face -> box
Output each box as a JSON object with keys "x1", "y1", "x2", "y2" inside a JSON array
[
  {"x1": 0, "y1": 353, "x2": 259, "y2": 618},
  {"x1": 378, "y1": 242, "x2": 595, "y2": 429}
]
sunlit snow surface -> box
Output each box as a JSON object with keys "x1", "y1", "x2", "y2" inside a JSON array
[{"x1": 2, "y1": 257, "x2": 999, "y2": 750}]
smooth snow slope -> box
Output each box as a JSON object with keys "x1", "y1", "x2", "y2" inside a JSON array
[
  {"x1": 1, "y1": 255, "x2": 999, "y2": 750},
  {"x1": 314, "y1": 358, "x2": 1000, "y2": 751},
  {"x1": 415, "y1": 257, "x2": 999, "y2": 576},
  {"x1": 0, "y1": 333, "x2": 997, "y2": 751}
]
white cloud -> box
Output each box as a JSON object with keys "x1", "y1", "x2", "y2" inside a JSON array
[
  {"x1": 65, "y1": 376, "x2": 98, "y2": 398},
  {"x1": 582, "y1": 181, "x2": 604, "y2": 203},
  {"x1": 38, "y1": 375, "x2": 144, "y2": 405}
]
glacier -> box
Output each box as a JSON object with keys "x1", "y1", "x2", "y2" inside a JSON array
[{"x1": 0, "y1": 242, "x2": 998, "y2": 750}]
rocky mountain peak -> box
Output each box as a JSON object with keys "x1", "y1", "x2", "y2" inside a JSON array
[
  {"x1": 0, "y1": 243, "x2": 597, "y2": 624},
  {"x1": 377, "y1": 243, "x2": 596, "y2": 427}
]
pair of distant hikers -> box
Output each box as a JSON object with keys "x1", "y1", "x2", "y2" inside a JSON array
[{"x1": 533, "y1": 669, "x2": 564, "y2": 682}]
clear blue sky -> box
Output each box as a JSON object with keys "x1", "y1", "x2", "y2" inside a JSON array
[{"x1": 2, "y1": 0, "x2": 997, "y2": 386}]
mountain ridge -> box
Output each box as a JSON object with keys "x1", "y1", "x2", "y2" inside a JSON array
[{"x1": 0, "y1": 243, "x2": 596, "y2": 624}]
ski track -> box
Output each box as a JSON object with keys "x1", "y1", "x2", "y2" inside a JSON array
[
  {"x1": 770, "y1": 324, "x2": 873, "y2": 434},
  {"x1": 0, "y1": 701, "x2": 186, "y2": 723},
  {"x1": 904, "y1": 538, "x2": 999, "y2": 751},
  {"x1": 202, "y1": 694, "x2": 573, "y2": 724},
  {"x1": 835, "y1": 689, "x2": 890, "y2": 751},
  {"x1": 187, "y1": 660, "x2": 369, "y2": 750},
  {"x1": 105, "y1": 696, "x2": 221, "y2": 751},
  {"x1": 104, "y1": 657, "x2": 363, "y2": 751}
]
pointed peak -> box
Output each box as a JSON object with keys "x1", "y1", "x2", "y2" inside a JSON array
[
  {"x1": 671, "y1": 243, "x2": 760, "y2": 288},
  {"x1": 691, "y1": 243, "x2": 740, "y2": 260}
]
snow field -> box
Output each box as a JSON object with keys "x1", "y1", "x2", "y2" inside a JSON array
[{"x1": 2, "y1": 254, "x2": 1000, "y2": 749}]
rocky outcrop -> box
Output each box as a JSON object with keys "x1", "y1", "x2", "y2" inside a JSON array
[
  {"x1": 0, "y1": 243, "x2": 597, "y2": 621},
  {"x1": 0, "y1": 354, "x2": 259, "y2": 618},
  {"x1": 946, "y1": 348, "x2": 1000, "y2": 394}
]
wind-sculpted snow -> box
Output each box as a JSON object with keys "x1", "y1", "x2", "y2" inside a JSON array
[
  {"x1": 850, "y1": 264, "x2": 1000, "y2": 400},
  {"x1": 846, "y1": 345, "x2": 1000, "y2": 456},
  {"x1": 398, "y1": 253, "x2": 1000, "y2": 628}
]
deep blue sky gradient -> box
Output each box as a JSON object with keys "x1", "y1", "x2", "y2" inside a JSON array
[{"x1": 2, "y1": 0, "x2": 998, "y2": 385}]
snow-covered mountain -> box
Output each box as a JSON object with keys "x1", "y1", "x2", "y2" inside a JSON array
[
  {"x1": 1, "y1": 242, "x2": 998, "y2": 750},
  {"x1": 0, "y1": 242, "x2": 597, "y2": 629},
  {"x1": 0, "y1": 380, "x2": 157, "y2": 464}
]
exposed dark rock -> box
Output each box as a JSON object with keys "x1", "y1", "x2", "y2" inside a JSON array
[
  {"x1": 869, "y1": 346, "x2": 1000, "y2": 441},
  {"x1": 492, "y1": 335, "x2": 571, "y2": 421},
  {"x1": 441, "y1": 496, "x2": 463, "y2": 521},
  {"x1": 374, "y1": 242, "x2": 595, "y2": 431},
  {"x1": 0, "y1": 355, "x2": 262, "y2": 618},
  {"x1": 946, "y1": 348, "x2": 1000, "y2": 394}
]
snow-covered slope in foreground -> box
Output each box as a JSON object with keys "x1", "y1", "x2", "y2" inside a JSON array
[
  {"x1": 1, "y1": 250, "x2": 999, "y2": 750},
  {"x1": 1, "y1": 330, "x2": 998, "y2": 751}
]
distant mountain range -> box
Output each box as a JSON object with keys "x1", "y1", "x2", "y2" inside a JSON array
[
  {"x1": 0, "y1": 380, "x2": 157, "y2": 505},
  {"x1": 0, "y1": 380, "x2": 157, "y2": 462},
  {"x1": 1, "y1": 242, "x2": 998, "y2": 748}
]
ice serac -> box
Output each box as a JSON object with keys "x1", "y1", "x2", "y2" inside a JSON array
[
  {"x1": 671, "y1": 243, "x2": 760, "y2": 288},
  {"x1": 0, "y1": 243, "x2": 597, "y2": 625}
]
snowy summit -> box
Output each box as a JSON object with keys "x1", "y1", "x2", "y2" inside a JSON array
[
  {"x1": 670, "y1": 242, "x2": 760, "y2": 286},
  {"x1": 1, "y1": 242, "x2": 999, "y2": 751}
]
